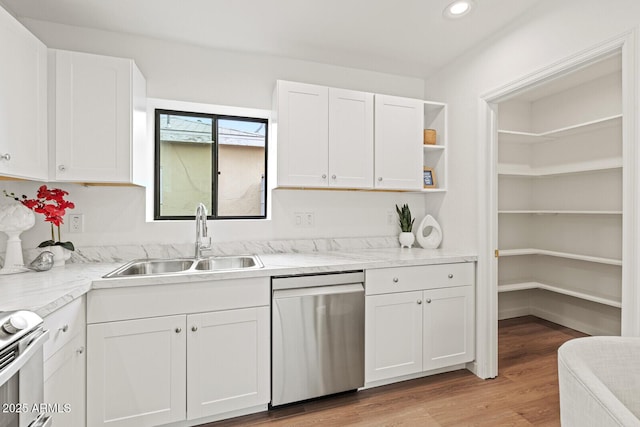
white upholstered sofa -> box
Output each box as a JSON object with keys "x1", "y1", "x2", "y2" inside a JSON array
[{"x1": 558, "y1": 336, "x2": 640, "y2": 426}]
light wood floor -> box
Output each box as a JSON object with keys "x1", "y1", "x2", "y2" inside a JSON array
[{"x1": 204, "y1": 316, "x2": 587, "y2": 427}]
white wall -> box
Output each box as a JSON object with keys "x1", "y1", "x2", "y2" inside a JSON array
[{"x1": 2, "y1": 19, "x2": 435, "y2": 250}]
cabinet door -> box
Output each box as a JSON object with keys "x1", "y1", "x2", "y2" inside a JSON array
[
  {"x1": 365, "y1": 291, "x2": 423, "y2": 382},
  {"x1": 54, "y1": 50, "x2": 132, "y2": 182},
  {"x1": 87, "y1": 315, "x2": 186, "y2": 427},
  {"x1": 0, "y1": 6, "x2": 48, "y2": 180},
  {"x1": 374, "y1": 94, "x2": 423, "y2": 190},
  {"x1": 186, "y1": 306, "x2": 270, "y2": 420},
  {"x1": 423, "y1": 286, "x2": 475, "y2": 371},
  {"x1": 44, "y1": 334, "x2": 85, "y2": 427},
  {"x1": 328, "y1": 88, "x2": 374, "y2": 188},
  {"x1": 276, "y1": 81, "x2": 329, "y2": 187}
]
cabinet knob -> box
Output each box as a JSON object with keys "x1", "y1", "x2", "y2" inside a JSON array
[
  {"x1": 58, "y1": 165, "x2": 66, "y2": 172},
  {"x1": 322, "y1": 174, "x2": 327, "y2": 179},
  {"x1": 59, "y1": 324, "x2": 69, "y2": 333},
  {"x1": 417, "y1": 300, "x2": 422, "y2": 305},
  {"x1": 448, "y1": 274, "x2": 454, "y2": 279},
  {"x1": 426, "y1": 298, "x2": 432, "y2": 303},
  {"x1": 77, "y1": 346, "x2": 85, "y2": 355},
  {"x1": 393, "y1": 277, "x2": 399, "y2": 283},
  {"x1": 191, "y1": 326, "x2": 198, "y2": 332},
  {"x1": 378, "y1": 177, "x2": 383, "y2": 181},
  {"x1": 175, "y1": 327, "x2": 182, "y2": 333},
  {"x1": 0, "y1": 153, "x2": 10, "y2": 161}
]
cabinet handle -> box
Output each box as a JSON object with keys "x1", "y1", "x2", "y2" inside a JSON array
[
  {"x1": 321, "y1": 174, "x2": 327, "y2": 179},
  {"x1": 332, "y1": 174, "x2": 337, "y2": 179},
  {"x1": 59, "y1": 324, "x2": 69, "y2": 333},
  {"x1": 393, "y1": 277, "x2": 399, "y2": 283},
  {"x1": 175, "y1": 327, "x2": 182, "y2": 333},
  {"x1": 426, "y1": 298, "x2": 432, "y2": 303},
  {"x1": 77, "y1": 346, "x2": 85, "y2": 355},
  {"x1": 191, "y1": 326, "x2": 198, "y2": 332},
  {"x1": 0, "y1": 153, "x2": 10, "y2": 161},
  {"x1": 448, "y1": 274, "x2": 454, "y2": 279},
  {"x1": 378, "y1": 177, "x2": 383, "y2": 181},
  {"x1": 58, "y1": 165, "x2": 66, "y2": 172},
  {"x1": 417, "y1": 300, "x2": 422, "y2": 305}
]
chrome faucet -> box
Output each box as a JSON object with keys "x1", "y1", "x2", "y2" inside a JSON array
[{"x1": 195, "y1": 203, "x2": 211, "y2": 259}]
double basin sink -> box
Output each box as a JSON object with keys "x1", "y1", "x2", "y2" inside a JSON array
[{"x1": 103, "y1": 255, "x2": 263, "y2": 278}]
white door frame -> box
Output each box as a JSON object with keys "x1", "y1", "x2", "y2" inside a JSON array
[{"x1": 475, "y1": 30, "x2": 638, "y2": 379}]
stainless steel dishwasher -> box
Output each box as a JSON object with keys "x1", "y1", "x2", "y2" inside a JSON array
[{"x1": 271, "y1": 271, "x2": 365, "y2": 406}]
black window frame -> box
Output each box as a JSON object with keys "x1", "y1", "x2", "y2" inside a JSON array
[{"x1": 154, "y1": 108, "x2": 268, "y2": 221}]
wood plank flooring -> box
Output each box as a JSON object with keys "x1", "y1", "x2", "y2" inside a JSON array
[{"x1": 203, "y1": 316, "x2": 587, "y2": 427}]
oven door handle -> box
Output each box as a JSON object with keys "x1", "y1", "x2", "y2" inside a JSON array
[{"x1": 0, "y1": 329, "x2": 49, "y2": 387}]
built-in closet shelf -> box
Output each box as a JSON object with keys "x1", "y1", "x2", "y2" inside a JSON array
[
  {"x1": 499, "y1": 248, "x2": 622, "y2": 266},
  {"x1": 498, "y1": 114, "x2": 622, "y2": 144},
  {"x1": 498, "y1": 158, "x2": 622, "y2": 177},
  {"x1": 498, "y1": 210, "x2": 622, "y2": 215},
  {"x1": 497, "y1": 281, "x2": 621, "y2": 308}
]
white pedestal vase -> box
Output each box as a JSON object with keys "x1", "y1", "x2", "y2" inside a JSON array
[
  {"x1": 398, "y1": 232, "x2": 415, "y2": 248},
  {"x1": 0, "y1": 204, "x2": 36, "y2": 274}
]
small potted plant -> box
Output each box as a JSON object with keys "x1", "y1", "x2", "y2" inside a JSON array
[
  {"x1": 395, "y1": 203, "x2": 415, "y2": 248},
  {"x1": 5, "y1": 185, "x2": 75, "y2": 267}
]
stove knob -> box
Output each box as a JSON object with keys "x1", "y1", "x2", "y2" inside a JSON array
[{"x1": 2, "y1": 315, "x2": 28, "y2": 334}]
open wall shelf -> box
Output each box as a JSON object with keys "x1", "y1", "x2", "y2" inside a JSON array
[
  {"x1": 497, "y1": 281, "x2": 621, "y2": 308},
  {"x1": 498, "y1": 114, "x2": 622, "y2": 144},
  {"x1": 499, "y1": 248, "x2": 622, "y2": 266}
]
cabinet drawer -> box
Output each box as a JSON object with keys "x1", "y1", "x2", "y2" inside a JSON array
[
  {"x1": 366, "y1": 263, "x2": 474, "y2": 295},
  {"x1": 43, "y1": 297, "x2": 86, "y2": 361}
]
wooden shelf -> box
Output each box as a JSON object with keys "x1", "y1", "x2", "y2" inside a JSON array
[
  {"x1": 498, "y1": 281, "x2": 621, "y2": 308},
  {"x1": 498, "y1": 158, "x2": 622, "y2": 176},
  {"x1": 499, "y1": 248, "x2": 622, "y2": 266},
  {"x1": 498, "y1": 114, "x2": 622, "y2": 144},
  {"x1": 498, "y1": 210, "x2": 622, "y2": 215}
]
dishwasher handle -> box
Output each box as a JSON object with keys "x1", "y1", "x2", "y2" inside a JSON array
[{"x1": 273, "y1": 283, "x2": 363, "y2": 299}]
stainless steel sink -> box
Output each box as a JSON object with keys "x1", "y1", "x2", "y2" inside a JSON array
[
  {"x1": 195, "y1": 255, "x2": 263, "y2": 271},
  {"x1": 103, "y1": 255, "x2": 263, "y2": 278}
]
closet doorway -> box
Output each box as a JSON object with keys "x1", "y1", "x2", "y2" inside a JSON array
[{"x1": 477, "y1": 32, "x2": 638, "y2": 380}]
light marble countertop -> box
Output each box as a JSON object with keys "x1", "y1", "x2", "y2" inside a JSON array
[{"x1": 0, "y1": 248, "x2": 476, "y2": 318}]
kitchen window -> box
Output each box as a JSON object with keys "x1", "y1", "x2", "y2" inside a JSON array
[{"x1": 154, "y1": 109, "x2": 268, "y2": 220}]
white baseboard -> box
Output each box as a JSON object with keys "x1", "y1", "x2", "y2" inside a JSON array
[{"x1": 530, "y1": 307, "x2": 616, "y2": 336}]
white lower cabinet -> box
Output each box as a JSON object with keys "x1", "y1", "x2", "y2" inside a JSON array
[
  {"x1": 43, "y1": 297, "x2": 86, "y2": 427},
  {"x1": 365, "y1": 263, "x2": 475, "y2": 384},
  {"x1": 87, "y1": 315, "x2": 187, "y2": 427},
  {"x1": 186, "y1": 307, "x2": 270, "y2": 420},
  {"x1": 86, "y1": 277, "x2": 270, "y2": 427},
  {"x1": 365, "y1": 291, "x2": 423, "y2": 381}
]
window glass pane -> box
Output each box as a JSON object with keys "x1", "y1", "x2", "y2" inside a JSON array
[
  {"x1": 158, "y1": 113, "x2": 213, "y2": 216},
  {"x1": 217, "y1": 119, "x2": 266, "y2": 217}
]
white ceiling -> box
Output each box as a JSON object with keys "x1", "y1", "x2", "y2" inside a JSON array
[{"x1": 2, "y1": 0, "x2": 545, "y2": 78}]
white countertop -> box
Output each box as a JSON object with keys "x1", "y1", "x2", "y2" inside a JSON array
[{"x1": 0, "y1": 248, "x2": 476, "y2": 318}]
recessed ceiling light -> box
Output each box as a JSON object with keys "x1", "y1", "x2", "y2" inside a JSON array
[{"x1": 443, "y1": 0, "x2": 475, "y2": 19}]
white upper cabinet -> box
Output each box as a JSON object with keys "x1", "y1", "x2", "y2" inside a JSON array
[
  {"x1": 0, "y1": 6, "x2": 48, "y2": 180},
  {"x1": 51, "y1": 49, "x2": 147, "y2": 184},
  {"x1": 328, "y1": 88, "x2": 374, "y2": 188},
  {"x1": 275, "y1": 80, "x2": 375, "y2": 189},
  {"x1": 374, "y1": 94, "x2": 423, "y2": 190},
  {"x1": 275, "y1": 81, "x2": 329, "y2": 187}
]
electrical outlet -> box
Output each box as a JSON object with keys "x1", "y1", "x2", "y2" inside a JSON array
[
  {"x1": 304, "y1": 212, "x2": 315, "y2": 227},
  {"x1": 69, "y1": 214, "x2": 84, "y2": 233},
  {"x1": 294, "y1": 212, "x2": 314, "y2": 228},
  {"x1": 387, "y1": 210, "x2": 394, "y2": 225}
]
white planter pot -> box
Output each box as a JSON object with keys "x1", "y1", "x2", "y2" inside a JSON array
[{"x1": 398, "y1": 232, "x2": 415, "y2": 248}]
